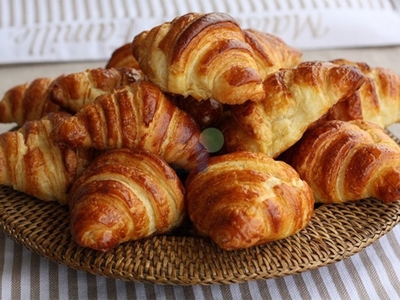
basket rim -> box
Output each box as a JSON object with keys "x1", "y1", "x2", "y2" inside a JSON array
[
  {"x1": 1, "y1": 185, "x2": 399, "y2": 285},
  {"x1": 1, "y1": 130, "x2": 400, "y2": 285}
]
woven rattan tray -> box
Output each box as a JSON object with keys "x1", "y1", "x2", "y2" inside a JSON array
[
  {"x1": 1, "y1": 134, "x2": 400, "y2": 285},
  {"x1": 0, "y1": 187, "x2": 399, "y2": 285}
]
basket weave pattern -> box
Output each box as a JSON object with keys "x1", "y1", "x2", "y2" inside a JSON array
[{"x1": 1, "y1": 134, "x2": 400, "y2": 285}]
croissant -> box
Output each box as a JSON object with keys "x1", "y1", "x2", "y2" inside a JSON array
[
  {"x1": 49, "y1": 67, "x2": 144, "y2": 113},
  {"x1": 69, "y1": 148, "x2": 185, "y2": 251},
  {"x1": 185, "y1": 151, "x2": 314, "y2": 250},
  {"x1": 0, "y1": 68, "x2": 144, "y2": 126},
  {"x1": 131, "y1": 12, "x2": 265, "y2": 105},
  {"x1": 105, "y1": 43, "x2": 141, "y2": 69},
  {"x1": 325, "y1": 59, "x2": 400, "y2": 128},
  {"x1": 221, "y1": 61, "x2": 365, "y2": 158},
  {"x1": 51, "y1": 81, "x2": 209, "y2": 171},
  {"x1": 0, "y1": 78, "x2": 61, "y2": 126},
  {"x1": 281, "y1": 119, "x2": 400, "y2": 204},
  {"x1": 243, "y1": 29, "x2": 302, "y2": 80},
  {"x1": 0, "y1": 112, "x2": 94, "y2": 204}
]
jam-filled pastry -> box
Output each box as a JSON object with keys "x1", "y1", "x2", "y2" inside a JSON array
[
  {"x1": 132, "y1": 12, "x2": 265, "y2": 105},
  {"x1": 281, "y1": 119, "x2": 400, "y2": 204},
  {"x1": 221, "y1": 61, "x2": 365, "y2": 158},
  {"x1": 185, "y1": 151, "x2": 314, "y2": 250},
  {"x1": 68, "y1": 148, "x2": 185, "y2": 251},
  {"x1": 51, "y1": 81, "x2": 209, "y2": 171}
]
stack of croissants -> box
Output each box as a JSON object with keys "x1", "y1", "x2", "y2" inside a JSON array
[{"x1": 1, "y1": 12, "x2": 400, "y2": 252}]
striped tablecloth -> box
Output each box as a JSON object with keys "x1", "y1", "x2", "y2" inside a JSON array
[
  {"x1": 1, "y1": 225, "x2": 400, "y2": 300},
  {"x1": 1, "y1": 45, "x2": 400, "y2": 300}
]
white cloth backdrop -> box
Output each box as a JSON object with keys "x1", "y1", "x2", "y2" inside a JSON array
[{"x1": 1, "y1": 0, "x2": 400, "y2": 64}]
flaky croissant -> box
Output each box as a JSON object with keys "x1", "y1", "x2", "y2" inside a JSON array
[
  {"x1": 0, "y1": 112, "x2": 94, "y2": 204},
  {"x1": 51, "y1": 81, "x2": 209, "y2": 171},
  {"x1": 185, "y1": 151, "x2": 314, "y2": 250},
  {"x1": 221, "y1": 61, "x2": 365, "y2": 158},
  {"x1": 0, "y1": 78, "x2": 61, "y2": 126},
  {"x1": 243, "y1": 29, "x2": 302, "y2": 80},
  {"x1": 50, "y1": 67, "x2": 144, "y2": 113},
  {"x1": 69, "y1": 148, "x2": 185, "y2": 251},
  {"x1": 281, "y1": 119, "x2": 400, "y2": 204},
  {"x1": 131, "y1": 12, "x2": 265, "y2": 105},
  {"x1": 0, "y1": 68, "x2": 144, "y2": 126},
  {"x1": 325, "y1": 59, "x2": 400, "y2": 128},
  {"x1": 105, "y1": 43, "x2": 141, "y2": 69}
]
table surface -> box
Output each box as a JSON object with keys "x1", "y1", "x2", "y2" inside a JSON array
[{"x1": 1, "y1": 46, "x2": 400, "y2": 300}]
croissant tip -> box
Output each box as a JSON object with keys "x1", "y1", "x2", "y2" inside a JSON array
[
  {"x1": 73, "y1": 229, "x2": 118, "y2": 252},
  {"x1": 372, "y1": 166, "x2": 400, "y2": 203}
]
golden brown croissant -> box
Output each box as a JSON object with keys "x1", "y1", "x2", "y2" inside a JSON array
[
  {"x1": 221, "y1": 61, "x2": 365, "y2": 158},
  {"x1": 68, "y1": 148, "x2": 185, "y2": 251},
  {"x1": 105, "y1": 43, "x2": 141, "y2": 69},
  {"x1": 325, "y1": 59, "x2": 400, "y2": 128},
  {"x1": 185, "y1": 151, "x2": 314, "y2": 250},
  {"x1": 281, "y1": 119, "x2": 400, "y2": 204},
  {"x1": 51, "y1": 81, "x2": 209, "y2": 171},
  {"x1": 243, "y1": 29, "x2": 302, "y2": 79},
  {"x1": 0, "y1": 78, "x2": 61, "y2": 126},
  {"x1": 0, "y1": 68, "x2": 144, "y2": 126},
  {"x1": 0, "y1": 112, "x2": 94, "y2": 204},
  {"x1": 131, "y1": 12, "x2": 265, "y2": 105},
  {"x1": 50, "y1": 67, "x2": 144, "y2": 113}
]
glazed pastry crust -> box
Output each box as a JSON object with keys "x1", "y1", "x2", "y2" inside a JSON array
[
  {"x1": 185, "y1": 151, "x2": 314, "y2": 250},
  {"x1": 282, "y1": 119, "x2": 400, "y2": 203},
  {"x1": 326, "y1": 58, "x2": 400, "y2": 128},
  {"x1": 221, "y1": 61, "x2": 365, "y2": 158},
  {"x1": 50, "y1": 67, "x2": 144, "y2": 113},
  {"x1": 0, "y1": 78, "x2": 60, "y2": 126},
  {"x1": 244, "y1": 28, "x2": 302, "y2": 80},
  {"x1": 0, "y1": 112, "x2": 93, "y2": 204},
  {"x1": 51, "y1": 81, "x2": 209, "y2": 171},
  {"x1": 69, "y1": 148, "x2": 185, "y2": 251},
  {"x1": 0, "y1": 67, "x2": 144, "y2": 126},
  {"x1": 132, "y1": 12, "x2": 265, "y2": 105}
]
